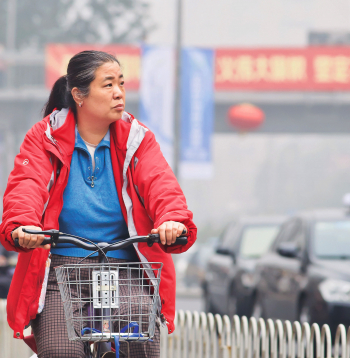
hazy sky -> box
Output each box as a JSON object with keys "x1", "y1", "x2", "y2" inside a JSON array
[{"x1": 147, "y1": 0, "x2": 350, "y2": 47}]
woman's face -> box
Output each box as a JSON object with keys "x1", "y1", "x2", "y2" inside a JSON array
[{"x1": 78, "y1": 61, "x2": 126, "y2": 124}]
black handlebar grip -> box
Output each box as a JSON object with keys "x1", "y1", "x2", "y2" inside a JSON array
[
  {"x1": 173, "y1": 237, "x2": 188, "y2": 245},
  {"x1": 14, "y1": 237, "x2": 51, "y2": 247},
  {"x1": 41, "y1": 238, "x2": 53, "y2": 245},
  {"x1": 148, "y1": 233, "x2": 188, "y2": 246},
  {"x1": 16, "y1": 229, "x2": 53, "y2": 247}
]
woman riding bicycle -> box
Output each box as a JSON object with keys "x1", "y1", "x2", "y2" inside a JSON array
[{"x1": 0, "y1": 50, "x2": 197, "y2": 358}]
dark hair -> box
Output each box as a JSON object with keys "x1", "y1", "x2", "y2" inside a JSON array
[{"x1": 43, "y1": 50, "x2": 120, "y2": 118}]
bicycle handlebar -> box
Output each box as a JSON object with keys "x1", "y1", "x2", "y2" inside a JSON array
[{"x1": 17, "y1": 228, "x2": 188, "y2": 252}]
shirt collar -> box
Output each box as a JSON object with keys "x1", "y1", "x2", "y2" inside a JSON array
[{"x1": 75, "y1": 126, "x2": 110, "y2": 150}]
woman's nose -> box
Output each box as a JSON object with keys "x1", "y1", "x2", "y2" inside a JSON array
[{"x1": 113, "y1": 86, "x2": 123, "y2": 99}]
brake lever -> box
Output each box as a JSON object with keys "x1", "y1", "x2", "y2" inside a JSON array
[
  {"x1": 18, "y1": 228, "x2": 60, "y2": 247},
  {"x1": 22, "y1": 228, "x2": 60, "y2": 237}
]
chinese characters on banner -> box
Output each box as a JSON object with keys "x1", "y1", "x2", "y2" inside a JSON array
[
  {"x1": 215, "y1": 48, "x2": 350, "y2": 91},
  {"x1": 46, "y1": 44, "x2": 141, "y2": 90}
]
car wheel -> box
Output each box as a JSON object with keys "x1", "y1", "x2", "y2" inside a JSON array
[
  {"x1": 252, "y1": 297, "x2": 263, "y2": 320},
  {"x1": 299, "y1": 297, "x2": 311, "y2": 324}
]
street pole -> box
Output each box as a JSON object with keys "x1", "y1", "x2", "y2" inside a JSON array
[
  {"x1": 6, "y1": 0, "x2": 17, "y2": 89},
  {"x1": 6, "y1": 0, "x2": 17, "y2": 51},
  {"x1": 173, "y1": 0, "x2": 183, "y2": 178}
]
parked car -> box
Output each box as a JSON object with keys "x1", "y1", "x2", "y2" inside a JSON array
[
  {"x1": 203, "y1": 216, "x2": 284, "y2": 316},
  {"x1": 174, "y1": 237, "x2": 219, "y2": 291},
  {"x1": 173, "y1": 243, "x2": 198, "y2": 289},
  {"x1": 0, "y1": 244, "x2": 17, "y2": 298},
  {"x1": 253, "y1": 208, "x2": 350, "y2": 336},
  {"x1": 184, "y1": 237, "x2": 219, "y2": 288}
]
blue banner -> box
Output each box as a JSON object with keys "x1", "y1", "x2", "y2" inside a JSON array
[
  {"x1": 180, "y1": 48, "x2": 215, "y2": 179},
  {"x1": 139, "y1": 45, "x2": 175, "y2": 168}
]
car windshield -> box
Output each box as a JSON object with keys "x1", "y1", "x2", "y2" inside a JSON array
[
  {"x1": 239, "y1": 225, "x2": 280, "y2": 258},
  {"x1": 313, "y1": 220, "x2": 350, "y2": 259}
]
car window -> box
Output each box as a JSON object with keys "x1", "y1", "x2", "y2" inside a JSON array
[
  {"x1": 312, "y1": 220, "x2": 350, "y2": 259},
  {"x1": 273, "y1": 218, "x2": 304, "y2": 250},
  {"x1": 191, "y1": 251, "x2": 200, "y2": 265},
  {"x1": 216, "y1": 224, "x2": 231, "y2": 247},
  {"x1": 272, "y1": 220, "x2": 293, "y2": 249},
  {"x1": 282, "y1": 220, "x2": 301, "y2": 243},
  {"x1": 219, "y1": 222, "x2": 240, "y2": 248},
  {"x1": 239, "y1": 225, "x2": 280, "y2": 258}
]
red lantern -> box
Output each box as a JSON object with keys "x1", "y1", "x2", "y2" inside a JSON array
[{"x1": 227, "y1": 103, "x2": 265, "y2": 131}]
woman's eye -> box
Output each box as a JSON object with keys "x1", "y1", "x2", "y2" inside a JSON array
[
  {"x1": 105, "y1": 83, "x2": 112, "y2": 87},
  {"x1": 120, "y1": 81, "x2": 125, "y2": 86}
]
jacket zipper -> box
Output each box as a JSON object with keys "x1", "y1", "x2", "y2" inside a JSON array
[
  {"x1": 44, "y1": 134, "x2": 64, "y2": 163},
  {"x1": 49, "y1": 136, "x2": 63, "y2": 155}
]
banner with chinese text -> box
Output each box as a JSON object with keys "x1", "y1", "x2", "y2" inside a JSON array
[
  {"x1": 139, "y1": 46, "x2": 175, "y2": 168},
  {"x1": 46, "y1": 44, "x2": 140, "y2": 90},
  {"x1": 180, "y1": 48, "x2": 215, "y2": 179},
  {"x1": 215, "y1": 47, "x2": 350, "y2": 91}
]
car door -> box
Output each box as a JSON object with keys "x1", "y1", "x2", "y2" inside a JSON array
[
  {"x1": 206, "y1": 223, "x2": 241, "y2": 313},
  {"x1": 259, "y1": 218, "x2": 306, "y2": 320},
  {"x1": 234, "y1": 223, "x2": 281, "y2": 316}
]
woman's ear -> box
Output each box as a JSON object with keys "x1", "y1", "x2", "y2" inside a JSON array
[{"x1": 71, "y1": 87, "x2": 83, "y2": 105}]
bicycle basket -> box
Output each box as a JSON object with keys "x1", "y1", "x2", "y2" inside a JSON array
[{"x1": 54, "y1": 262, "x2": 162, "y2": 343}]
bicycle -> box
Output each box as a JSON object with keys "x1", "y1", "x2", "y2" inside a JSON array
[{"x1": 20, "y1": 228, "x2": 188, "y2": 358}]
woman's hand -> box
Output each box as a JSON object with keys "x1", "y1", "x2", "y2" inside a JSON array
[
  {"x1": 11, "y1": 226, "x2": 50, "y2": 250},
  {"x1": 151, "y1": 221, "x2": 187, "y2": 246}
]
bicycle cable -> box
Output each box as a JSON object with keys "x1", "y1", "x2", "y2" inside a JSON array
[
  {"x1": 74, "y1": 235, "x2": 143, "y2": 266},
  {"x1": 59, "y1": 232, "x2": 110, "y2": 264},
  {"x1": 60, "y1": 233, "x2": 110, "y2": 277}
]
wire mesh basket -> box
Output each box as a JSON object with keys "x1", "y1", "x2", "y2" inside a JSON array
[{"x1": 55, "y1": 262, "x2": 163, "y2": 343}]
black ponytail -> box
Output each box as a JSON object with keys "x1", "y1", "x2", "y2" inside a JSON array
[
  {"x1": 43, "y1": 75, "x2": 71, "y2": 117},
  {"x1": 42, "y1": 50, "x2": 120, "y2": 118}
]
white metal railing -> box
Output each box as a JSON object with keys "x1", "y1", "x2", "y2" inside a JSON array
[
  {"x1": 0, "y1": 301, "x2": 348, "y2": 358},
  {"x1": 160, "y1": 310, "x2": 348, "y2": 358}
]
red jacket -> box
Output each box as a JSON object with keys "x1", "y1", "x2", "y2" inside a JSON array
[{"x1": 0, "y1": 109, "x2": 196, "y2": 339}]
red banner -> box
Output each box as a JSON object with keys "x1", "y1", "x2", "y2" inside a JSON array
[
  {"x1": 215, "y1": 47, "x2": 350, "y2": 91},
  {"x1": 46, "y1": 44, "x2": 141, "y2": 90}
]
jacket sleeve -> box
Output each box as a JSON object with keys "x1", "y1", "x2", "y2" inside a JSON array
[
  {"x1": 133, "y1": 130, "x2": 197, "y2": 254},
  {"x1": 0, "y1": 122, "x2": 53, "y2": 252}
]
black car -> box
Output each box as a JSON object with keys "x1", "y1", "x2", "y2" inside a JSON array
[
  {"x1": 203, "y1": 216, "x2": 284, "y2": 317},
  {"x1": 0, "y1": 244, "x2": 17, "y2": 298},
  {"x1": 253, "y1": 209, "x2": 350, "y2": 335}
]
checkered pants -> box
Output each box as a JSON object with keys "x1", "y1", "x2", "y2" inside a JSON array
[{"x1": 31, "y1": 255, "x2": 160, "y2": 358}]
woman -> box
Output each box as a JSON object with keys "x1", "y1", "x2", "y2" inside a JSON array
[{"x1": 0, "y1": 50, "x2": 197, "y2": 358}]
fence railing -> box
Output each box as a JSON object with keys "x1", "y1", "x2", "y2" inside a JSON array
[
  {"x1": 0, "y1": 301, "x2": 348, "y2": 358},
  {"x1": 160, "y1": 310, "x2": 348, "y2": 358}
]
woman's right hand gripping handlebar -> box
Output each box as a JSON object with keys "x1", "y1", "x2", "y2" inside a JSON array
[{"x1": 11, "y1": 226, "x2": 50, "y2": 250}]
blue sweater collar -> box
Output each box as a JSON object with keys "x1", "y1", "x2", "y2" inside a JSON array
[{"x1": 74, "y1": 126, "x2": 110, "y2": 150}]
